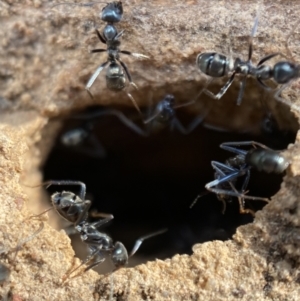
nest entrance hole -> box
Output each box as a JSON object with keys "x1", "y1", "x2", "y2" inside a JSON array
[{"x1": 42, "y1": 88, "x2": 298, "y2": 273}]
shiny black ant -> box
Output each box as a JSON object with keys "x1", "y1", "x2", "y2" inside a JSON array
[
  {"x1": 59, "y1": 107, "x2": 147, "y2": 157},
  {"x1": 196, "y1": 17, "x2": 260, "y2": 105},
  {"x1": 60, "y1": 95, "x2": 206, "y2": 155},
  {"x1": 196, "y1": 17, "x2": 299, "y2": 106},
  {"x1": 204, "y1": 141, "x2": 289, "y2": 215},
  {"x1": 60, "y1": 121, "x2": 107, "y2": 158},
  {"x1": 34, "y1": 180, "x2": 166, "y2": 280},
  {"x1": 143, "y1": 94, "x2": 208, "y2": 134},
  {"x1": 84, "y1": 1, "x2": 148, "y2": 114},
  {"x1": 52, "y1": 1, "x2": 148, "y2": 114}
]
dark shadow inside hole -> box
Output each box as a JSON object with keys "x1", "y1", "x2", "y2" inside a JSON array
[{"x1": 42, "y1": 101, "x2": 297, "y2": 273}]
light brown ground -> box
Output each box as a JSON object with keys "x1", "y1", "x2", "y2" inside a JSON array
[{"x1": 0, "y1": 0, "x2": 300, "y2": 300}]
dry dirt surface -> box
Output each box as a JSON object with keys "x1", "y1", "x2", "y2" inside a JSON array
[{"x1": 1, "y1": 0, "x2": 300, "y2": 300}]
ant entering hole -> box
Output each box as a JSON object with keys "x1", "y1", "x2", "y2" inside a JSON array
[{"x1": 42, "y1": 96, "x2": 297, "y2": 274}]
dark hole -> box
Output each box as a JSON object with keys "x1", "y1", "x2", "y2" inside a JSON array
[{"x1": 42, "y1": 99, "x2": 297, "y2": 273}]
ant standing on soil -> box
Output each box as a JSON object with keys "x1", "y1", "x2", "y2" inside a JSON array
[
  {"x1": 196, "y1": 17, "x2": 300, "y2": 107},
  {"x1": 53, "y1": 1, "x2": 149, "y2": 114},
  {"x1": 33, "y1": 180, "x2": 166, "y2": 281},
  {"x1": 85, "y1": 1, "x2": 149, "y2": 114}
]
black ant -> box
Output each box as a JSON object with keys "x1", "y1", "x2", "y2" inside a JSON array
[
  {"x1": 60, "y1": 95, "x2": 206, "y2": 153},
  {"x1": 196, "y1": 17, "x2": 300, "y2": 106},
  {"x1": 204, "y1": 141, "x2": 289, "y2": 215},
  {"x1": 196, "y1": 16, "x2": 260, "y2": 105},
  {"x1": 143, "y1": 94, "x2": 208, "y2": 134},
  {"x1": 59, "y1": 107, "x2": 147, "y2": 157},
  {"x1": 33, "y1": 180, "x2": 166, "y2": 281},
  {"x1": 52, "y1": 1, "x2": 148, "y2": 114},
  {"x1": 85, "y1": 1, "x2": 148, "y2": 114}
]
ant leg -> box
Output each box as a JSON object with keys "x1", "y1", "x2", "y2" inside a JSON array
[
  {"x1": 236, "y1": 169, "x2": 255, "y2": 216},
  {"x1": 27, "y1": 207, "x2": 53, "y2": 220},
  {"x1": 173, "y1": 116, "x2": 204, "y2": 135},
  {"x1": 89, "y1": 213, "x2": 114, "y2": 229},
  {"x1": 213, "y1": 166, "x2": 251, "y2": 214},
  {"x1": 73, "y1": 200, "x2": 92, "y2": 227},
  {"x1": 247, "y1": 16, "x2": 259, "y2": 62},
  {"x1": 117, "y1": 59, "x2": 133, "y2": 83},
  {"x1": 257, "y1": 52, "x2": 282, "y2": 66},
  {"x1": 204, "y1": 72, "x2": 236, "y2": 100},
  {"x1": 62, "y1": 249, "x2": 104, "y2": 282},
  {"x1": 120, "y1": 50, "x2": 149, "y2": 59},
  {"x1": 220, "y1": 144, "x2": 248, "y2": 156},
  {"x1": 13, "y1": 222, "x2": 44, "y2": 260},
  {"x1": 236, "y1": 75, "x2": 248, "y2": 105},
  {"x1": 117, "y1": 59, "x2": 142, "y2": 114},
  {"x1": 90, "y1": 49, "x2": 106, "y2": 54},
  {"x1": 45, "y1": 180, "x2": 87, "y2": 202},
  {"x1": 207, "y1": 162, "x2": 269, "y2": 201},
  {"x1": 95, "y1": 29, "x2": 106, "y2": 44},
  {"x1": 128, "y1": 228, "x2": 168, "y2": 257},
  {"x1": 220, "y1": 141, "x2": 271, "y2": 150},
  {"x1": 143, "y1": 110, "x2": 160, "y2": 125},
  {"x1": 107, "y1": 110, "x2": 147, "y2": 136},
  {"x1": 25, "y1": 180, "x2": 87, "y2": 201},
  {"x1": 188, "y1": 78, "x2": 215, "y2": 105},
  {"x1": 211, "y1": 161, "x2": 238, "y2": 174},
  {"x1": 126, "y1": 92, "x2": 142, "y2": 115},
  {"x1": 256, "y1": 78, "x2": 274, "y2": 90},
  {"x1": 190, "y1": 191, "x2": 210, "y2": 208},
  {"x1": 69, "y1": 109, "x2": 148, "y2": 136},
  {"x1": 52, "y1": 2, "x2": 108, "y2": 8},
  {"x1": 142, "y1": 91, "x2": 157, "y2": 134},
  {"x1": 206, "y1": 182, "x2": 269, "y2": 201},
  {"x1": 85, "y1": 61, "x2": 109, "y2": 99},
  {"x1": 174, "y1": 100, "x2": 211, "y2": 134}
]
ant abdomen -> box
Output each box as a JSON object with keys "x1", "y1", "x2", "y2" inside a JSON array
[
  {"x1": 106, "y1": 63, "x2": 126, "y2": 91},
  {"x1": 245, "y1": 148, "x2": 289, "y2": 174},
  {"x1": 196, "y1": 53, "x2": 233, "y2": 77}
]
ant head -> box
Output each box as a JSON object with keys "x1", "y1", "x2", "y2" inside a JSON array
[
  {"x1": 274, "y1": 61, "x2": 299, "y2": 84},
  {"x1": 154, "y1": 94, "x2": 176, "y2": 123},
  {"x1": 52, "y1": 191, "x2": 86, "y2": 223},
  {"x1": 163, "y1": 94, "x2": 175, "y2": 106},
  {"x1": 101, "y1": 1, "x2": 123, "y2": 23},
  {"x1": 111, "y1": 241, "x2": 128, "y2": 268},
  {"x1": 52, "y1": 191, "x2": 77, "y2": 207}
]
